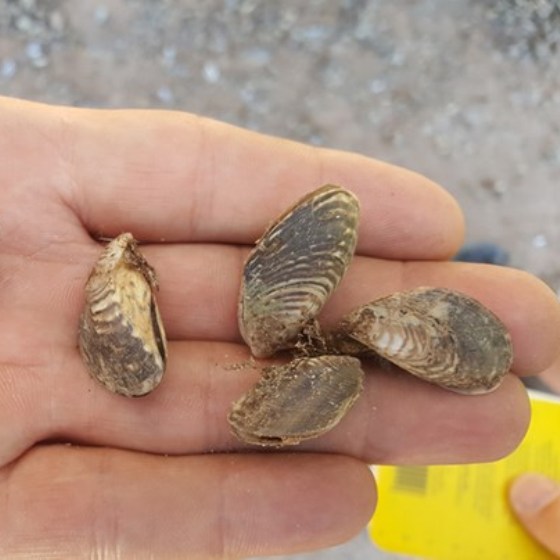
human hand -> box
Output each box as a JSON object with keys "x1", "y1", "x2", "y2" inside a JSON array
[
  {"x1": 1, "y1": 96, "x2": 559, "y2": 558},
  {"x1": 508, "y1": 362, "x2": 560, "y2": 558},
  {"x1": 510, "y1": 473, "x2": 560, "y2": 557}
]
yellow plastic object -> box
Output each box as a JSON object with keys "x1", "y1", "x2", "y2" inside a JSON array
[{"x1": 370, "y1": 391, "x2": 560, "y2": 560}]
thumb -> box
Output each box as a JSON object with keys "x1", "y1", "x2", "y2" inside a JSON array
[{"x1": 509, "y1": 473, "x2": 560, "y2": 557}]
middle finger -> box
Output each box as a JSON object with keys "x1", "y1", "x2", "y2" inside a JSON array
[
  {"x1": 14, "y1": 243, "x2": 560, "y2": 376},
  {"x1": 149, "y1": 244, "x2": 560, "y2": 376}
]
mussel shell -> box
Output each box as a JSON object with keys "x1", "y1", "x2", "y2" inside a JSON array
[
  {"x1": 239, "y1": 185, "x2": 360, "y2": 358},
  {"x1": 228, "y1": 355, "x2": 364, "y2": 446},
  {"x1": 338, "y1": 287, "x2": 512, "y2": 394},
  {"x1": 79, "y1": 233, "x2": 167, "y2": 397}
]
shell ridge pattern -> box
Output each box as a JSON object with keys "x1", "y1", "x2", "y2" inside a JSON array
[
  {"x1": 229, "y1": 187, "x2": 513, "y2": 444},
  {"x1": 239, "y1": 185, "x2": 360, "y2": 358},
  {"x1": 340, "y1": 287, "x2": 512, "y2": 393},
  {"x1": 232, "y1": 185, "x2": 514, "y2": 443},
  {"x1": 228, "y1": 355, "x2": 365, "y2": 446},
  {"x1": 79, "y1": 233, "x2": 167, "y2": 397},
  {"x1": 77, "y1": 187, "x2": 520, "y2": 438}
]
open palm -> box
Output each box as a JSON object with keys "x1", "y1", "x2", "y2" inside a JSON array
[{"x1": 1, "y1": 96, "x2": 558, "y2": 558}]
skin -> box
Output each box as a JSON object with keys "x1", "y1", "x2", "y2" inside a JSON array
[
  {"x1": 0, "y1": 95, "x2": 559, "y2": 558},
  {"x1": 509, "y1": 472, "x2": 560, "y2": 558},
  {"x1": 508, "y1": 358, "x2": 560, "y2": 557}
]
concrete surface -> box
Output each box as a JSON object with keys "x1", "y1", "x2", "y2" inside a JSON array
[{"x1": 1, "y1": 1, "x2": 559, "y2": 558}]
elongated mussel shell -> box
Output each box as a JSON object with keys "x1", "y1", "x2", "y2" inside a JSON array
[
  {"x1": 239, "y1": 185, "x2": 360, "y2": 358},
  {"x1": 338, "y1": 287, "x2": 512, "y2": 394},
  {"x1": 79, "y1": 233, "x2": 167, "y2": 397},
  {"x1": 228, "y1": 355, "x2": 364, "y2": 446}
]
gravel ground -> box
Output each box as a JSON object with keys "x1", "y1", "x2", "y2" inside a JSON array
[{"x1": 1, "y1": 1, "x2": 559, "y2": 558}]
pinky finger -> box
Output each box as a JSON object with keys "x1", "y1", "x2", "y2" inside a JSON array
[{"x1": 0, "y1": 445, "x2": 375, "y2": 559}]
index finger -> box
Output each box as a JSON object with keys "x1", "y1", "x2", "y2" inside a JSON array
[{"x1": 1, "y1": 97, "x2": 464, "y2": 259}]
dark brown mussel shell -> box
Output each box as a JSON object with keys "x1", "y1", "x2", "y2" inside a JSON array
[
  {"x1": 79, "y1": 233, "x2": 167, "y2": 397},
  {"x1": 239, "y1": 185, "x2": 360, "y2": 358},
  {"x1": 337, "y1": 287, "x2": 513, "y2": 394},
  {"x1": 228, "y1": 355, "x2": 364, "y2": 446}
]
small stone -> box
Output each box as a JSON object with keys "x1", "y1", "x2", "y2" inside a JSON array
[
  {"x1": 1, "y1": 59, "x2": 17, "y2": 79},
  {"x1": 49, "y1": 11, "x2": 65, "y2": 33},
  {"x1": 242, "y1": 47, "x2": 271, "y2": 66},
  {"x1": 532, "y1": 234, "x2": 548, "y2": 249},
  {"x1": 161, "y1": 46, "x2": 176, "y2": 68},
  {"x1": 369, "y1": 78, "x2": 387, "y2": 94},
  {"x1": 19, "y1": 0, "x2": 36, "y2": 11},
  {"x1": 94, "y1": 5, "x2": 110, "y2": 26},
  {"x1": 25, "y1": 41, "x2": 43, "y2": 60},
  {"x1": 156, "y1": 86, "x2": 174, "y2": 104},
  {"x1": 25, "y1": 41, "x2": 48, "y2": 68},
  {"x1": 15, "y1": 15, "x2": 34, "y2": 33},
  {"x1": 202, "y1": 61, "x2": 221, "y2": 83}
]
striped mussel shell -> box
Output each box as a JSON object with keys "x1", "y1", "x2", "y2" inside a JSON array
[
  {"x1": 337, "y1": 287, "x2": 513, "y2": 394},
  {"x1": 239, "y1": 185, "x2": 360, "y2": 358},
  {"x1": 79, "y1": 233, "x2": 167, "y2": 397},
  {"x1": 228, "y1": 355, "x2": 364, "y2": 446}
]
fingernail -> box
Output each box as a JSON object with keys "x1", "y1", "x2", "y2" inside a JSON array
[{"x1": 510, "y1": 473, "x2": 560, "y2": 516}]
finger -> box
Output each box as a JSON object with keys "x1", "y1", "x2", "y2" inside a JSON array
[
  {"x1": 509, "y1": 473, "x2": 560, "y2": 557},
  {"x1": 323, "y1": 258, "x2": 560, "y2": 377},
  {"x1": 0, "y1": 341, "x2": 529, "y2": 467},
  {"x1": 12, "y1": 243, "x2": 557, "y2": 376},
  {"x1": 0, "y1": 96, "x2": 464, "y2": 259},
  {"x1": 0, "y1": 445, "x2": 375, "y2": 559},
  {"x1": 537, "y1": 357, "x2": 560, "y2": 394},
  {"x1": 127, "y1": 249, "x2": 560, "y2": 376}
]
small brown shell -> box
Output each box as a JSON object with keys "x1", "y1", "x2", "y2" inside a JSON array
[
  {"x1": 239, "y1": 185, "x2": 360, "y2": 358},
  {"x1": 228, "y1": 355, "x2": 364, "y2": 446},
  {"x1": 338, "y1": 287, "x2": 512, "y2": 394},
  {"x1": 79, "y1": 233, "x2": 167, "y2": 397}
]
